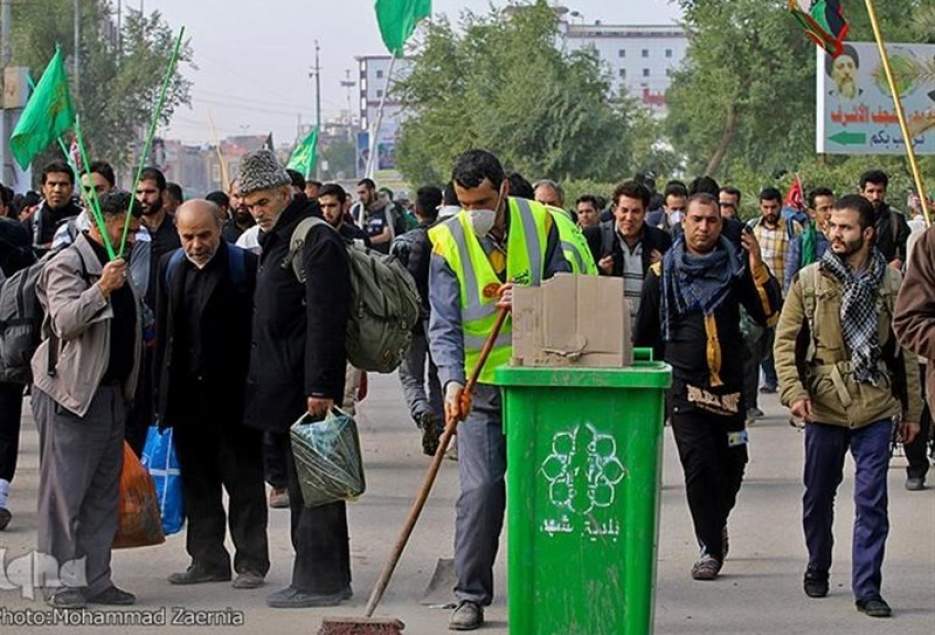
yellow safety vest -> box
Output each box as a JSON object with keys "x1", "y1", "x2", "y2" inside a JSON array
[
  {"x1": 429, "y1": 197, "x2": 550, "y2": 384},
  {"x1": 546, "y1": 206, "x2": 597, "y2": 275}
]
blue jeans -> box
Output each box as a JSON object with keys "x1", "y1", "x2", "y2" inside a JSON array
[{"x1": 803, "y1": 419, "x2": 892, "y2": 601}]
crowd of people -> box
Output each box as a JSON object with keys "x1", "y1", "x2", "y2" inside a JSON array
[{"x1": 0, "y1": 147, "x2": 932, "y2": 629}]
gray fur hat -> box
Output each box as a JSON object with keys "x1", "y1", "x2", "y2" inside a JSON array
[{"x1": 238, "y1": 149, "x2": 291, "y2": 194}]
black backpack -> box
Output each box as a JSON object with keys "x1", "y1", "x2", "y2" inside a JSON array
[{"x1": 0, "y1": 247, "x2": 85, "y2": 383}]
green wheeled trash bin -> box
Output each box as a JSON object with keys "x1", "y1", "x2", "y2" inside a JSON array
[{"x1": 494, "y1": 352, "x2": 671, "y2": 635}]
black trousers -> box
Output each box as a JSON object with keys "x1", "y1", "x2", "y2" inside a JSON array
[
  {"x1": 0, "y1": 382, "x2": 24, "y2": 482},
  {"x1": 264, "y1": 430, "x2": 290, "y2": 490},
  {"x1": 670, "y1": 409, "x2": 749, "y2": 561},
  {"x1": 173, "y1": 421, "x2": 270, "y2": 576},
  {"x1": 286, "y1": 439, "x2": 351, "y2": 594},
  {"x1": 906, "y1": 364, "x2": 931, "y2": 480}
]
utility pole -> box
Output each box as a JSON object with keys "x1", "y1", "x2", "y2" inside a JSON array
[
  {"x1": 308, "y1": 40, "x2": 322, "y2": 180},
  {"x1": 1, "y1": 0, "x2": 11, "y2": 68},
  {"x1": 1, "y1": 0, "x2": 11, "y2": 186},
  {"x1": 340, "y1": 68, "x2": 355, "y2": 142},
  {"x1": 73, "y1": 0, "x2": 80, "y2": 102}
]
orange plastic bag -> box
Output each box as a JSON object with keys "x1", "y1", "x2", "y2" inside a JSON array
[{"x1": 113, "y1": 442, "x2": 165, "y2": 549}]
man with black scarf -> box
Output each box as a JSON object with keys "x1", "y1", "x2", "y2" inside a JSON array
[
  {"x1": 239, "y1": 150, "x2": 353, "y2": 608},
  {"x1": 635, "y1": 192, "x2": 782, "y2": 581}
]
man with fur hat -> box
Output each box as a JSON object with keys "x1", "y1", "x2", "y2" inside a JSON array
[{"x1": 239, "y1": 150, "x2": 353, "y2": 608}]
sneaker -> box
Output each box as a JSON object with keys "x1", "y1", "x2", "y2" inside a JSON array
[
  {"x1": 0, "y1": 507, "x2": 10, "y2": 531},
  {"x1": 87, "y1": 585, "x2": 136, "y2": 606},
  {"x1": 266, "y1": 585, "x2": 352, "y2": 608},
  {"x1": 856, "y1": 597, "x2": 892, "y2": 618},
  {"x1": 905, "y1": 476, "x2": 926, "y2": 491},
  {"x1": 420, "y1": 411, "x2": 441, "y2": 456},
  {"x1": 449, "y1": 600, "x2": 484, "y2": 631},
  {"x1": 46, "y1": 588, "x2": 86, "y2": 609},
  {"x1": 232, "y1": 571, "x2": 265, "y2": 589},
  {"x1": 445, "y1": 438, "x2": 459, "y2": 462},
  {"x1": 269, "y1": 487, "x2": 290, "y2": 509},
  {"x1": 803, "y1": 570, "x2": 829, "y2": 598},
  {"x1": 168, "y1": 564, "x2": 231, "y2": 585},
  {"x1": 691, "y1": 554, "x2": 722, "y2": 581}
]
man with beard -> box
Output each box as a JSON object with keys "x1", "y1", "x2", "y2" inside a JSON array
[
  {"x1": 775, "y1": 195, "x2": 920, "y2": 618},
  {"x1": 827, "y1": 44, "x2": 860, "y2": 101},
  {"x1": 319, "y1": 184, "x2": 369, "y2": 246},
  {"x1": 25, "y1": 161, "x2": 83, "y2": 255},
  {"x1": 137, "y1": 167, "x2": 181, "y2": 284},
  {"x1": 859, "y1": 170, "x2": 910, "y2": 267},
  {"x1": 221, "y1": 180, "x2": 256, "y2": 244},
  {"x1": 154, "y1": 200, "x2": 268, "y2": 590},
  {"x1": 351, "y1": 178, "x2": 393, "y2": 254},
  {"x1": 635, "y1": 193, "x2": 782, "y2": 581},
  {"x1": 164, "y1": 183, "x2": 184, "y2": 217}
]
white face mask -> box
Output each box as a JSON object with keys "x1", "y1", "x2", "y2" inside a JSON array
[{"x1": 467, "y1": 186, "x2": 506, "y2": 238}]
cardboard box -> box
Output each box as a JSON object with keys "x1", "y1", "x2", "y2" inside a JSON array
[{"x1": 511, "y1": 273, "x2": 633, "y2": 368}]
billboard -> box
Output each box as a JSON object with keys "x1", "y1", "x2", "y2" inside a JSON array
[{"x1": 816, "y1": 42, "x2": 935, "y2": 155}]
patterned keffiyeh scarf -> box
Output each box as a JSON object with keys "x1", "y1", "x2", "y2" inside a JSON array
[
  {"x1": 661, "y1": 236, "x2": 745, "y2": 340},
  {"x1": 819, "y1": 248, "x2": 887, "y2": 385}
]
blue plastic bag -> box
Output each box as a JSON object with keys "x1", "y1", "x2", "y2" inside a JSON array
[{"x1": 141, "y1": 425, "x2": 185, "y2": 535}]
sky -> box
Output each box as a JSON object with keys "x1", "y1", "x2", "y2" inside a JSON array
[{"x1": 148, "y1": 1, "x2": 682, "y2": 146}]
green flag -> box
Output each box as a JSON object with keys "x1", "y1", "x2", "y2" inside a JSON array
[
  {"x1": 10, "y1": 47, "x2": 76, "y2": 170},
  {"x1": 286, "y1": 128, "x2": 319, "y2": 177},
  {"x1": 375, "y1": 0, "x2": 431, "y2": 57}
]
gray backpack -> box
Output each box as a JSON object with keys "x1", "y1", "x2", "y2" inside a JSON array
[{"x1": 286, "y1": 216, "x2": 421, "y2": 373}]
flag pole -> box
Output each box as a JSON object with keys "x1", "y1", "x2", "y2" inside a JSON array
[
  {"x1": 864, "y1": 0, "x2": 931, "y2": 227},
  {"x1": 118, "y1": 25, "x2": 185, "y2": 257},
  {"x1": 73, "y1": 116, "x2": 116, "y2": 260},
  {"x1": 365, "y1": 54, "x2": 397, "y2": 179}
]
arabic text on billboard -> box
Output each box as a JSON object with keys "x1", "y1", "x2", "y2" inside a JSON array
[{"x1": 816, "y1": 42, "x2": 935, "y2": 155}]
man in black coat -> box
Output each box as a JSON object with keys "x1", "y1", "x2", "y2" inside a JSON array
[
  {"x1": 238, "y1": 150, "x2": 353, "y2": 609},
  {"x1": 153, "y1": 199, "x2": 269, "y2": 589}
]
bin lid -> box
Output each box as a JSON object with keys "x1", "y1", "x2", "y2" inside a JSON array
[{"x1": 493, "y1": 361, "x2": 672, "y2": 389}]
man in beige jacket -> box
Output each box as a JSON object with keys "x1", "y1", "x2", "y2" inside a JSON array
[
  {"x1": 31, "y1": 191, "x2": 143, "y2": 610},
  {"x1": 774, "y1": 195, "x2": 920, "y2": 619}
]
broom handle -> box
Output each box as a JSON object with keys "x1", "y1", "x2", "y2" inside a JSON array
[{"x1": 364, "y1": 307, "x2": 510, "y2": 617}]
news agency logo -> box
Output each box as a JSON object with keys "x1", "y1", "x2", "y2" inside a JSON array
[{"x1": 0, "y1": 550, "x2": 87, "y2": 600}]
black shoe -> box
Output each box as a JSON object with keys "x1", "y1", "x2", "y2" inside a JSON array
[
  {"x1": 905, "y1": 476, "x2": 926, "y2": 491},
  {"x1": 46, "y1": 588, "x2": 86, "y2": 609},
  {"x1": 0, "y1": 507, "x2": 10, "y2": 531},
  {"x1": 232, "y1": 571, "x2": 265, "y2": 589},
  {"x1": 420, "y1": 411, "x2": 441, "y2": 456},
  {"x1": 803, "y1": 570, "x2": 829, "y2": 598},
  {"x1": 266, "y1": 585, "x2": 352, "y2": 608},
  {"x1": 856, "y1": 597, "x2": 892, "y2": 617},
  {"x1": 449, "y1": 601, "x2": 484, "y2": 631},
  {"x1": 87, "y1": 585, "x2": 136, "y2": 605},
  {"x1": 168, "y1": 564, "x2": 231, "y2": 585}
]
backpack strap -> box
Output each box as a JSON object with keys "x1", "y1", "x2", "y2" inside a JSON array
[
  {"x1": 226, "y1": 244, "x2": 247, "y2": 291},
  {"x1": 284, "y1": 216, "x2": 333, "y2": 284},
  {"x1": 799, "y1": 264, "x2": 822, "y2": 365},
  {"x1": 163, "y1": 249, "x2": 186, "y2": 288}
]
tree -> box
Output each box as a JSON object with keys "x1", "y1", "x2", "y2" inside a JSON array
[
  {"x1": 10, "y1": 0, "x2": 192, "y2": 177},
  {"x1": 394, "y1": 1, "x2": 651, "y2": 186},
  {"x1": 666, "y1": 0, "x2": 925, "y2": 183}
]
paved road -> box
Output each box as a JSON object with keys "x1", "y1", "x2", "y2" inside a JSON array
[{"x1": 1, "y1": 374, "x2": 933, "y2": 634}]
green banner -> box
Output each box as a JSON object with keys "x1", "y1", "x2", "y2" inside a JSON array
[
  {"x1": 10, "y1": 47, "x2": 76, "y2": 170},
  {"x1": 286, "y1": 127, "x2": 319, "y2": 177},
  {"x1": 375, "y1": 0, "x2": 431, "y2": 58}
]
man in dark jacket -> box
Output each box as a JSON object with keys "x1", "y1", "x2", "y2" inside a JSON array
[
  {"x1": 239, "y1": 150, "x2": 353, "y2": 608},
  {"x1": 25, "y1": 161, "x2": 83, "y2": 255},
  {"x1": 0, "y1": 215, "x2": 36, "y2": 530},
  {"x1": 860, "y1": 169, "x2": 910, "y2": 267},
  {"x1": 154, "y1": 199, "x2": 268, "y2": 590},
  {"x1": 585, "y1": 180, "x2": 672, "y2": 326},
  {"x1": 635, "y1": 193, "x2": 782, "y2": 582},
  {"x1": 391, "y1": 185, "x2": 444, "y2": 455}
]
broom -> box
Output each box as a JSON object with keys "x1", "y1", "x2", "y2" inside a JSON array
[{"x1": 319, "y1": 307, "x2": 511, "y2": 635}]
